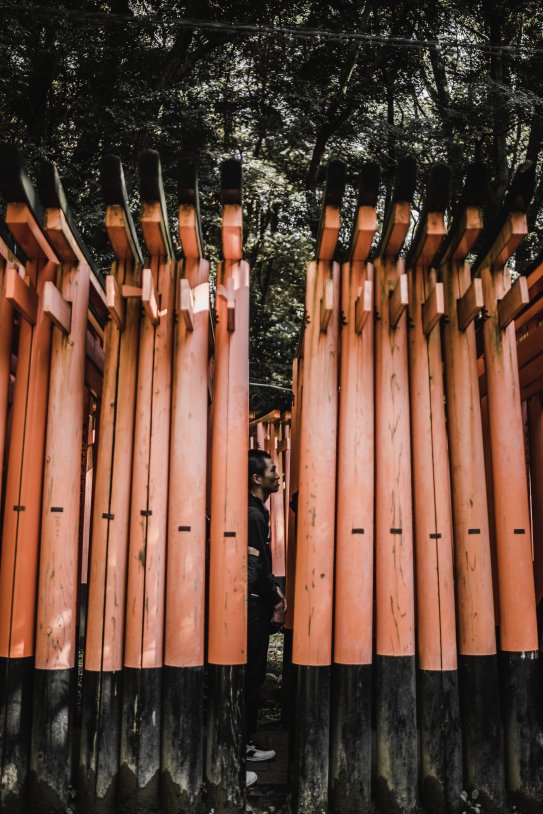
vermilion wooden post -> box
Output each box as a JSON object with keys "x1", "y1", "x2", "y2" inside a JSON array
[
  {"x1": 162, "y1": 162, "x2": 209, "y2": 813},
  {"x1": 207, "y1": 356, "x2": 214, "y2": 523},
  {"x1": 206, "y1": 160, "x2": 249, "y2": 813},
  {"x1": 437, "y1": 164, "x2": 505, "y2": 810},
  {"x1": 269, "y1": 418, "x2": 286, "y2": 582},
  {"x1": 30, "y1": 161, "x2": 93, "y2": 813},
  {"x1": 527, "y1": 394, "x2": 543, "y2": 617},
  {"x1": 374, "y1": 158, "x2": 417, "y2": 814},
  {"x1": 282, "y1": 358, "x2": 302, "y2": 727},
  {"x1": 283, "y1": 415, "x2": 291, "y2": 544},
  {"x1": 285, "y1": 358, "x2": 302, "y2": 633},
  {"x1": 0, "y1": 241, "x2": 16, "y2": 501},
  {"x1": 79, "y1": 155, "x2": 143, "y2": 814},
  {"x1": 480, "y1": 392, "x2": 501, "y2": 625},
  {"x1": 475, "y1": 163, "x2": 543, "y2": 808},
  {"x1": 280, "y1": 412, "x2": 292, "y2": 722},
  {"x1": 120, "y1": 150, "x2": 175, "y2": 812},
  {"x1": 77, "y1": 394, "x2": 95, "y2": 651},
  {"x1": 263, "y1": 422, "x2": 274, "y2": 543},
  {"x1": 330, "y1": 163, "x2": 378, "y2": 814},
  {"x1": 406, "y1": 164, "x2": 462, "y2": 814},
  {"x1": 0, "y1": 148, "x2": 57, "y2": 814},
  {"x1": 290, "y1": 161, "x2": 344, "y2": 814}
]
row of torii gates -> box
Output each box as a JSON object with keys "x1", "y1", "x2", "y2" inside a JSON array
[{"x1": 0, "y1": 144, "x2": 542, "y2": 814}]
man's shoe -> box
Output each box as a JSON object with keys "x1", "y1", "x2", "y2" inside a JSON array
[
  {"x1": 246, "y1": 741, "x2": 276, "y2": 762},
  {"x1": 246, "y1": 770, "x2": 258, "y2": 788}
]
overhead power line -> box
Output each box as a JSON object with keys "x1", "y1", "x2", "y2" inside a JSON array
[
  {"x1": 250, "y1": 381, "x2": 291, "y2": 392},
  {"x1": 1, "y1": 4, "x2": 543, "y2": 56}
]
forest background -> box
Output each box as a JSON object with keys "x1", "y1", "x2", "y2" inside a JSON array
[{"x1": 0, "y1": 0, "x2": 542, "y2": 412}]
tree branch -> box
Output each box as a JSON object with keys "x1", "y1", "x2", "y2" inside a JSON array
[{"x1": 305, "y1": 43, "x2": 361, "y2": 192}]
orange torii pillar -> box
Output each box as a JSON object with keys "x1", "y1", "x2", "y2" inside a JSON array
[
  {"x1": 0, "y1": 253, "x2": 12, "y2": 499},
  {"x1": 206, "y1": 160, "x2": 249, "y2": 813},
  {"x1": 119, "y1": 150, "x2": 175, "y2": 812},
  {"x1": 523, "y1": 238, "x2": 543, "y2": 618},
  {"x1": 282, "y1": 358, "x2": 302, "y2": 727},
  {"x1": 374, "y1": 157, "x2": 417, "y2": 814},
  {"x1": 330, "y1": 163, "x2": 377, "y2": 814},
  {"x1": 375, "y1": 158, "x2": 417, "y2": 814},
  {"x1": 29, "y1": 161, "x2": 93, "y2": 813},
  {"x1": 0, "y1": 148, "x2": 57, "y2": 813},
  {"x1": 290, "y1": 161, "x2": 344, "y2": 814},
  {"x1": 476, "y1": 162, "x2": 543, "y2": 808},
  {"x1": 437, "y1": 164, "x2": 504, "y2": 809},
  {"x1": 479, "y1": 391, "x2": 501, "y2": 626},
  {"x1": 256, "y1": 420, "x2": 266, "y2": 450},
  {"x1": 269, "y1": 417, "x2": 287, "y2": 584},
  {"x1": 405, "y1": 164, "x2": 462, "y2": 813},
  {"x1": 77, "y1": 393, "x2": 96, "y2": 650},
  {"x1": 285, "y1": 360, "x2": 302, "y2": 633},
  {"x1": 79, "y1": 155, "x2": 143, "y2": 814},
  {"x1": 0, "y1": 233, "x2": 20, "y2": 501},
  {"x1": 162, "y1": 161, "x2": 209, "y2": 813},
  {"x1": 280, "y1": 412, "x2": 292, "y2": 719},
  {"x1": 527, "y1": 393, "x2": 543, "y2": 620},
  {"x1": 283, "y1": 414, "x2": 291, "y2": 543}
]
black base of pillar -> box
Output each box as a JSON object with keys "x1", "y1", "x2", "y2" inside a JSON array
[
  {"x1": 286, "y1": 633, "x2": 299, "y2": 789},
  {"x1": 289, "y1": 665, "x2": 331, "y2": 814},
  {"x1": 205, "y1": 664, "x2": 244, "y2": 814},
  {"x1": 0, "y1": 656, "x2": 34, "y2": 814},
  {"x1": 329, "y1": 663, "x2": 371, "y2": 814},
  {"x1": 418, "y1": 668, "x2": 463, "y2": 814},
  {"x1": 78, "y1": 669, "x2": 122, "y2": 814},
  {"x1": 458, "y1": 654, "x2": 505, "y2": 813},
  {"x1": 500, "y1": 651, "x2": 543, "y2": 813},
  {"x1": 118, "y1": 666, "x2": 161, "y2": 814},
  {"x1": 161, "y1": 665, "x2": 204, "y2": 814},
  {"x1": 28, "y1": 667, "x2": 76, "y2": 814},
  {"x1": 281, "y1": 627, "x2": 294, "y2": 725},
  {"x1": 375, "y1": 655, "x2": 417, "y2": 814}
]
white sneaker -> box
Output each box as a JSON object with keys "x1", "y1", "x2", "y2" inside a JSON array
[
  {"x1": 246, "y1": 770, "x2": 258, "y2": 788},
  {"x1": 246, "y1": 741, "x2": 276, "y2": 762}
]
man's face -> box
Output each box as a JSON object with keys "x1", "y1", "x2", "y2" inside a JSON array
[{"x1": 259, "y1": 457, "x2": 280, "y2": 494}]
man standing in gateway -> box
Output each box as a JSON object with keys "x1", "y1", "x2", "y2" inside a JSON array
[{"x1": 245, "y1": 449, "x2": 286, "y2": 788}]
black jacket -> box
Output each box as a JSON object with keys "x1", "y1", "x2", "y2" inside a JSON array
[{"x1": 248, "y1": 492, "x2": 282, "y2": 610}]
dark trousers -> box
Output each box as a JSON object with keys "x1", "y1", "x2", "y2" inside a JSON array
[{"x1": 246, "y1": 596, "x2": 271, "y2": 738}]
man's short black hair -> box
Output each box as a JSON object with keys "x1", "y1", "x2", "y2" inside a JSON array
[{"x1": 249, "y1": 449, "x2": 271, "y2": 487}]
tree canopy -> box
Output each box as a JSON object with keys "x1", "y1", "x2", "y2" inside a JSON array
[{"x1": 1, "y1": 0, "x2": 542, "y2": 411}]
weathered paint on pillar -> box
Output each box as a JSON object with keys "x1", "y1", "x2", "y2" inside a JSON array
[
  {"x1": 406, "y1": 164, "x2": 462, "y2": 814},
  {"x1": 120, "y1": 150, "x2": 175, "y2": 814},
  {"x1": 476, "y1": 163, "x2": 542, "y2": 806},
  {"x1": 206, "y1": 160, "x2": 249, "y2": 814},
  {"x1": 528, "y1": 394, "x2": 543, "y2": 615},
  {"x1": 330, "y1": 163, "x2": 378, "y2": 814},
  {"x1": 162, "y1": 162, "x2": 209, "y2": 814},
  {"x1": 31, "y1": 161, "x2": 93, "y2": 814},
  {"x1": 0, "y1": 249, "x2": 14, "y2": 501},
  {"x1": 374, "y1": 158, "x2": 417, "y2": 814},
  {"x1": 0, "y1": 149, "x2": 58, "y2": 813},
  {"x1": 438, "y1": 163, "x2": 504, "y2": 811},
  {"x1": 291, "y1": 160, "x2": 343, "y2": 814},
  {"x1": 79, "y1": 155, "x2": 142, "y2": 814}
]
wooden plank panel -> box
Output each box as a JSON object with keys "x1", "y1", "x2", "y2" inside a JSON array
[{"x1": 4, "y1": 266, "x2": 38, "y2": 324}]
